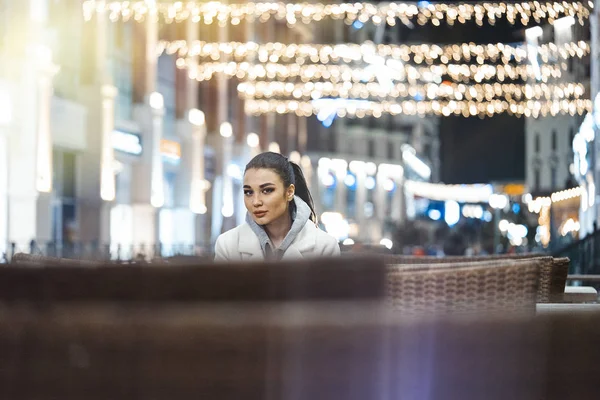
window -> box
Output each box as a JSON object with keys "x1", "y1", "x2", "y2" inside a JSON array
[
  {"x1": 368, "y1": 139, "x2": 376, "y2": 158},
  {"x1": 569, "y1": 127, "x2": 575, "y2": 145},
  {"x1": 387, "y1": 141, "x2": 395, "y2": 160},
  {"x1": 551, "y1": 168, "x2": 557, "y2": 189},
  {"x1": 551, "y1": 130, "x2": 557, "y2": 151},
  {"x1": 535, "y1": 133, "x2": 540, "y2": 153},
  {"x1": 345, "y1": 177, "x2": 356, "y2": 219},
  {"x1": 534, "y1": 168, "x2": 541, "y2": 190}
]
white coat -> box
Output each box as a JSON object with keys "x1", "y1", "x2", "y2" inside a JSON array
[{"x1": 214, "y1": 220, "x2": 340, "y2": 261}]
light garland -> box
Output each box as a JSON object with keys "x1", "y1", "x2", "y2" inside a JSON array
[
  {"x1": 159, "y1": 40, "x2": 590, "y2": 66},
  {"x1": 538, "y1": 204, "x2": 551, "y2": 247},
  {"x1": 237, "y1": 81, "x2": 586, "y2": 102},
  {"x1": 243, "y1": 98, "x2": 592, "y2": 118},
  {"x1": 82, "y1": 1, "x2": 592, "y2": 27},
  {"x1": 527, "y1": 186, "x2": 582, "y2": 213},
  {"x1": 180, "y1": 58, "x2": 566, "y2": 84},
  {"x1": 551, "y1": 186, "x2": 583, "y2": 203}
]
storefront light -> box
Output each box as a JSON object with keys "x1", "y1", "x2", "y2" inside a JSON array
[
  {"x1": 344, "y1": 173, "x2": 356, "y2": 188},
  {"x1": 383, "y1": 178, "x2": 396, "y2": 192},
  {"x1": 365, "y1": 176, "x2": 376, "y2": 190},
  {"x1": 188, "y1": 108, "x2": 205, "y2": 126},
  {"x1": 149, "y1": 91, "x2": 164, "y2": 110},
  {"x1": 246, "y1": 132, "x2": 259, "y2": 148},
  {"x1": 219, "y1": 122, "x2": 232, "y2": 138},
  {"x1": 0, "y1": 90, "x2": 11, "y2": 126}
]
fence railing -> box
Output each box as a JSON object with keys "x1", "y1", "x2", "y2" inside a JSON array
[
  {"x1": 1, "y1": 240, "x2": 213, "y2": 263},
  {"x1": 553, "y1": 227, "x2": 600, "y2": 277}
]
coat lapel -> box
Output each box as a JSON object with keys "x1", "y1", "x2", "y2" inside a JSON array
[
  {"x1": 282, "y1": 222, "x2": 317, "y2": 260},
  {"x1": 238, "y1": 223, "x2": 264, "y2": 261},
  {"x1": 238, "y1": 221, "x2": 318, "y2": 261}
]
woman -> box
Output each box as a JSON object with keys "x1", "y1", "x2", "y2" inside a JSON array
[{"x1": 215, "y1": 152, "x2": 340, "y2": 261}]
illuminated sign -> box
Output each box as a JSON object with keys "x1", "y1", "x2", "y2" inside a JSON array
[
  {"x1": 112, "y1": 130, "x2": 142, "y2": 155},
  {"x1": 160, "y1": 139, "x2": 181, "y2": 163}
]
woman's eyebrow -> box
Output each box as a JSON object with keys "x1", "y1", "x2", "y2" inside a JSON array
[{"x1": 243, "y1": 182, "x2": 275, "y2": 189}]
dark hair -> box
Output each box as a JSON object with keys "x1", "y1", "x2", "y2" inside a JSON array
[{"x1": 245, "y1": 152, "x2": 317, "y2": 223}]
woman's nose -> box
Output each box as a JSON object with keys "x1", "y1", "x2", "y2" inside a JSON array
[{"x1": 252, "y1": 196, "x2": 262, "y2": 206}]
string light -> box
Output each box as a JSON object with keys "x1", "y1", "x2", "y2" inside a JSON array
[
  {"x1": 158, "y1": 40, "x2": 590, "y2": 66},
  {"x1": 538, "y1": 205, "x2": 551, "y2": 247},
  {"x1": 82, "y1": 1, "x2": 593, "y2": 27},
  {"x1": 180, "y1": 58, "x2": 566, "y2": 84},
  {"x1": 551, "y1": 186, "x2": 583, "y2": 203},
  {"x1": 243, "y1": 98, "x2": 592, "y2": 118},
  {"x1": 527, "y1": 186, "x2": 582, "y2": 213},
  {"x1": 237, "y1": 81, "x2": 586, "y2": 102}
]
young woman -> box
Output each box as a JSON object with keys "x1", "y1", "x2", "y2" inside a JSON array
[{"x1": 215, "y1": 152, "x2": 340, "y2": 261}]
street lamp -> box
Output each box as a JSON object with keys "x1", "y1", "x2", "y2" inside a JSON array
[
  {"x1": 0, "y1": 88, "x2": 11, "y2": 259},
  {"x1": 220, "y1": 122, "x2": 234, "y2": 218},
  {"x1": 149, "y1": 91, "x2": 165, "y2": 208},
  {"x1": 247, "y1": 132, "x2": 260, "y2": 158},
  {"x1": 189, "y1": 108, "x2": 210, "y2": 214},
  {"x1": 489, "y1": 193, "x2": 509, "y2": 253}
]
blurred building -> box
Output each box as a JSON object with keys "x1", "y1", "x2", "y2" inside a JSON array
[
  {"x1": 524, "y1": 16, "x2": 589, "y2": 196},
  {"x1": 574, "y1": 6, "x2": 600, "y2": 237},
  {"x1": 523, "y1": 15, "x2": 590, "y2": 247},
  {"x1": 0, "y1": 1, "x2": 217, "y2": 256}
]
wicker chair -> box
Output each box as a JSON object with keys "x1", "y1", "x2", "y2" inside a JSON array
[
  {"x1": 386, "y1": 259, "x2": 542, "y2": 315},
  {"x1": 9, "y1": 252, "x2": 105, "y2": 267},
  {"x1": 387, "y1": 256, "x2": 569, "y2": 304}
]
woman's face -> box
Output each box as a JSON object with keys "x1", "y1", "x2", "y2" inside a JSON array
[{"x1": 243, "y1": 168, "x2": 295, "y2": 226}]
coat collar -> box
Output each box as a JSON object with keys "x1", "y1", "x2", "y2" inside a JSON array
[{"x1": 238, "y1": 221, "x2": 317, "y2": 260}]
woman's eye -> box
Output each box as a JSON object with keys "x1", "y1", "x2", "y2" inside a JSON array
[
  {"x1": 262, "y1": 188, "x2": 274, "y2": 194},
  {"x1": 243, "y1": 190, "x2": 252, "y2": 196}
]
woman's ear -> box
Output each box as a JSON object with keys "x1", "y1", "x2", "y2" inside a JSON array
[{"x1": 287, "y1": 184, "x2": 295, "y2": 201}]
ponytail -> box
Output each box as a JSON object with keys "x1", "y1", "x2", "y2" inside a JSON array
[{"x1": 289, "y1": 161, "x2": 317, "y2": 223}]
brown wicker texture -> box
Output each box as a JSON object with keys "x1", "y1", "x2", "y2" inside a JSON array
[
  {"x1": 387, "y1": 256, "x2": 569, "y2": 304},
  {"x1": 384, "y1": 252, "x2": 549, "y2": 264},
  {"x1": 9, "y1": 252, "x2": 105, "y2": 267},
  {"x1": 0, "y1": 304, "x2": 599, "y2": 400},
  {"x1": 386, "y1": 260, "x2": 541, "y2": 315},
  {"x1": 0, "y1": 255, "x2": 386, "y2": 303}
]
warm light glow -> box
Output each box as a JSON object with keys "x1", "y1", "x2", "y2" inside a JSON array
[
  {"x1": 237, "y1": 80, "x2": 586, "y2": 102},
  {"x1": 184, "y1": 58, "x2": 567, "y2": 85},
  {"x1": 289, "y1": 150, "x2": 301, "y2": 164},
  {"x1": 160, "y1": 39, "x2": 589, "y2": 67},
  {"x1": 188, "y1": 108, "x2": 205, "y2": 126},
  {"x1": 83, "y1": 1, "x2": 592, "y2": 28},
  {"x1": 246, "y1": 132, "x2": 260, "y2": 148},
  {"x1": 149, "y1": 91, "x2": 164, "y2": 110},
  {"x1": 243, "y1": 98, "x2": 592, "y2": 118},
  {"x1": 219, "y1": 122, "x2": 233, "y2": 138},
  {"x1": 268, "y1": 142, "x2": 280, "y2": 153}
]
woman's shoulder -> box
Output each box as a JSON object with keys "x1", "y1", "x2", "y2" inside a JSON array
[
  {"x1": 216, "y1": 223, "x2": 248, "y2": 242},
  {"x1": 301, "y1": 221, "x2": 338, "y2": 242}
]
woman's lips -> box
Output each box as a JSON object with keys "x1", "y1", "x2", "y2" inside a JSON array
[{"x1": 254, "y1": 211, "x2": 267, "y2": 218}]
